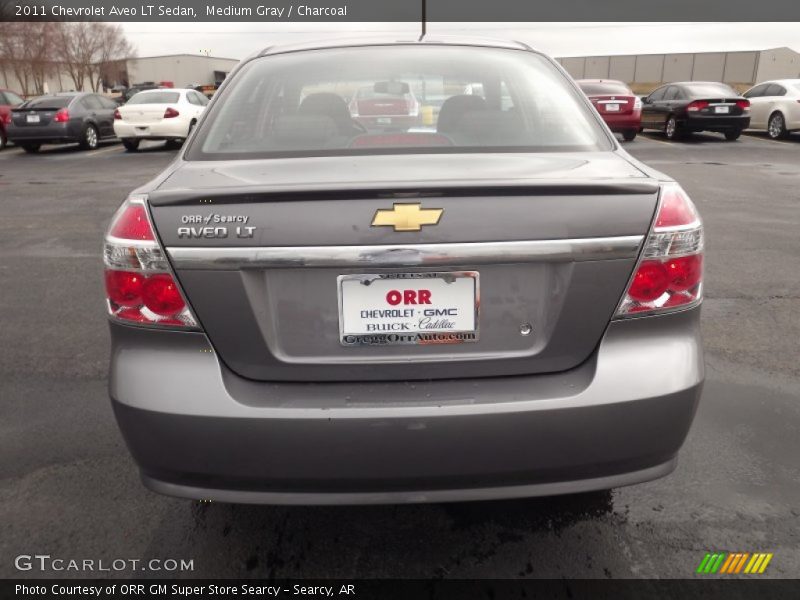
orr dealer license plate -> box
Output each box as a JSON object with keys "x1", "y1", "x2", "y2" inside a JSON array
[{"x1": 338, "y1": 272, "x2": 479, "y2": 346}]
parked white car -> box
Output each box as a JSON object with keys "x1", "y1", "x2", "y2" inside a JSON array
[
  {"x1": 114, "y1": 88, "x2": 208, "y2": 151},
  {"x1": 743, "y1": 79, "x2": 800, "y2": 139}
]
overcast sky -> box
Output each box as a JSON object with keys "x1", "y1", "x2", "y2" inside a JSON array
[{"x1": 119, "y1": 22, "x2": 800, "y2": 60}]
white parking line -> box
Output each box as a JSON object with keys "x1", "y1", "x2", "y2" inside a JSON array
[
  {"x1": 85, "y1": 145, "x2": 125, "y2": 157},
  {"x1": 0, "y1": 149, "x2": 24, "y2": 160},
  {"x1": 635, "y1": 134, "x2": 674, "y2": 147},
  {"x1": 743, "y1": 133, "x2": 798, "y2": 147}
]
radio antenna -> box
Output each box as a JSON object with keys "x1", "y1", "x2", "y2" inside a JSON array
[{"x1": 419, "y1": 0, "x2": 426, "y2": 41}]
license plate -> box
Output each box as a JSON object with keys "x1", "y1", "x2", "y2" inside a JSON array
[
  {"x1": 338, "y1": 272, "x2": 479, "y2": 346},
  {"x1": 605, "y1": 104, "x2": 620, "y2": 112},
  {"x1": 26, "y1": 114, "x2": 40, "y2": 123},
  {"x1": 377, "y1": 117, "x2": 392, "y2": 124},
  {"x1": 715, "y1": 106, "x2": 730, "y2": 114}
]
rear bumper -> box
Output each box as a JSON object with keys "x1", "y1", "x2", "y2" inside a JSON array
[
  {"x1": 114, "y1": 120, "x2": 189, "y2": 140},
  {"x1": 353, "y1": 114, "x2": 421, "y2": 129},
  {"x1": 109, "y1": 308, "x2": 704, "y2": 504},
  {"x1": 601, "y1": 113, "x2": 641, "y2": 131},
  {"x1": 7, "y1": 122, "x2": 79, "y2": 143},
  {"x1": 683, "y1": 115, "x2": 750, "y2": 131}
]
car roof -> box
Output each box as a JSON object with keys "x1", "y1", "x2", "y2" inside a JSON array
[
  {"x1": 760, "y1": 79, "x2": 800, "y2": 85},
  {"x1": 576, "y1": 79, "x2": 627, "y2": 84},
  {"x1": 130, "y1": 88, "x2": 192, "y2": 93},
  {"x1": 669, "y1": 81, "x2": 734, "y2": 87},
  {"x1": 254, "y1": 35, "x2": 535, "y2": 58}
]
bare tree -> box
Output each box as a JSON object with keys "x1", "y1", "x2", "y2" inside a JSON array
[
  {"x1": 0, "y1": 22, "x2": 62, "y2": 96},
  {"x1": 56, "y1": 22, "x2": 135, "y2": 92},
  {"x1": 0, "y1": 22, "x2": 33, "y2": 95},
  {"x1": 0, "y1": 21, "x2": 134, "y2": 96},
  {"x1": 92, "y1": 23, "x2": 135, "y2": 91},
  {"x1": 27, "y1": 22, "x2": 60, "y2": 94},
  {"x1": 55, "y1": 22, "x2": 93, "y2": 92}
]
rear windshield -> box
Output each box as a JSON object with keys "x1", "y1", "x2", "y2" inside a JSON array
[
  {"x1": 684, "y1": 83, "x2": 738, "y2": 97},
  {"x1": 355, "y1": 86, "x2": 412, "y2": 100},
  {"x1": 127, "y1": 91, "x2": 180, "y2": 104},
  {"x1": 578, "y1": 81, "x2": 631, "y2": 95},
  {"x1": 188, "y1": 46, "x2": 611, "y2": 160},
  {"x1": 20, "y1": 96, "x2": 71, "y2": 110}
]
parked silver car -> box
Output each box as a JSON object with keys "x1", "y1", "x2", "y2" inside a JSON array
[
  {"x1": 743, "y1": 79, "x2": 800, "y2": 139},
  {"x1": 104, "y1": 37, "x2": 704, "y2": 504}
]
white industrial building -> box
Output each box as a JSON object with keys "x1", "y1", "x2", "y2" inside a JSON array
[
  {"x1": 124, "y1": 54, "x2": 239, "y2": 88},
  {"x1": 556, "y1": 47, "x2": 800, "y2": 92},
  {"x1": 4, "y1": 48, "x2": 798, "y2": 98},
  {"x1": 0, "y1": 54, "x2": 240, "y2": 96}
]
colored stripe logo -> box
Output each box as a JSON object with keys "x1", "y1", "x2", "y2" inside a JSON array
[{"x1": 696, "y1": 552, "x2": 773, "y2": 574}]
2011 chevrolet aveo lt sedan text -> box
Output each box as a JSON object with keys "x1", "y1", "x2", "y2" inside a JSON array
[{"x1": 104, "y1": 38, "x2": 704, "y2": 504}]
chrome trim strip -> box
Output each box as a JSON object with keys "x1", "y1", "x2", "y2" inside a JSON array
[{"x1": 167, "y1": 236, "x2": 643, "y2": 270}]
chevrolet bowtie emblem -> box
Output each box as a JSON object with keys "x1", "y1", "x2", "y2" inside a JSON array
[{"x1": 371, "y1": 203, "x2": 444, "y2": 232}]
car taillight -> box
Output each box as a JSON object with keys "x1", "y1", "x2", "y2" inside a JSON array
[
  {"x1": 53, "y1": 108, "x2": 70, "y2": 122},
  {"x1": 103, "y1": 195, "x2": 198, "y2": 329},
  {"x1": 114, "y1": 108, "x2": 122, "y2": 120},
  {"x1": 735, "y1": 99, "x2": 750, "y2": 111},
  {"x1": 686, "y1": 101, "x2": 709, "y2": 112},
  {"x1": 1, "y1": 112, "x2": 10, "y2": 125},
  {"x1": 163, "y1": 107, "x2": 179, "y2": 118},
  {"x1": 633, "y1": 97, "x2": 642, "y2": 111},
  {"x1": 614, "y1": 183, "x2": 703, "y2": 317}
]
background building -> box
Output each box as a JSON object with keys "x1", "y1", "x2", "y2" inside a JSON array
[
  {"x1": 556, "y1": 47, "x2": 800, "y2": 93},
  {"x1": 0, "y1": 54, "x2": 239, "y2": 96},
  {"x1": 123, "y1": 54, "x2": 239, "y2": 88}
]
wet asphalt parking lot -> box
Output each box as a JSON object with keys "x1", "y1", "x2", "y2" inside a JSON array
[{"x1": 0, "y1": 131, "x2": 798, "y2": 580}]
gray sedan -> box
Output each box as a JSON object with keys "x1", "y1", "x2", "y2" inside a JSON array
[
  {"x1": 8, "y1": 92, "x2": 117, "y2": 152},
  {"x1": 104, "y1": 37, "x2": 704, "y2": 504}
]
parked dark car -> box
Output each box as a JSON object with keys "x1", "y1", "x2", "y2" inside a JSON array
[
  {"x1": 641, "y1": 82, "x2": 750, "y2": 141},
  {"x1": 118, "y1": 84, "x2": 163, "y2": 104},
  {"x1": 577, "y1": 79, "x2": 641, "y2": 141},
  {"x1": 8, "y1": 92, "x2": 118, "y2": 153},
  {"x1": 0, "y1": 89, "x2": 25, "y2": 150}
]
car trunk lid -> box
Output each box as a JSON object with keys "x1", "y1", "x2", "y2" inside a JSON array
[
  {"x1": 118, "y1": 103, "x2": 173, "y2": 125},
  {"x1": 589, "y1": 94, "x2": 636, "y2": 115},
  {"x1": 11, "y1": 106, "x2": 62, "y2": 126},
  {"x1": 354, "y1": 97, "x2": 413, "y2": 116},
  {"x1": 149, "y1": 152, "x2": 658, "y2": 382}
]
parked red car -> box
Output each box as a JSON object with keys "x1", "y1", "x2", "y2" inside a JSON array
[
  {"x1": 0, "y1": 89, "x2": 25, "y2": 150},
  {"x1": 348, "y1": 81, "x2": 420, "y2": 131},
  {"x1": 577, "y1": 79, "x2": 641, "y2": 141}
]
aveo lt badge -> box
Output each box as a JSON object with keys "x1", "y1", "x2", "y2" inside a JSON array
[{"x1": 371, "y1": 203, "x2": 444, "y2": 232}]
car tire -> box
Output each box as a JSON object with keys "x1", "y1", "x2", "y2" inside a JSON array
[
  {"x1": 767, "y1": 112, "x2": 788, "y2": 140},
  {"x1": 21, "y1": 143, "x2": 41, "y2": 153},
  {"x1": 664, "y1": 116, "x2": 680, "y2": 140},
  {"x1": 122, "y1": 138, "x2": 140, "y2": 152},
  {"x1": 79, "y1": 124, "x2": 99, "y2": 150},
  {"x1": 622, "y1": 129, "x2": 637, "y2": 142},
  {"x1": 165, "y1": 139, "x2": 183, "y2": 149},
  {"x1": 724, "y1": 129, "x2": 742, "y2": 141},
  {"x1": 0, "y1": 128, "x2": 7, "y2": 151}
]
